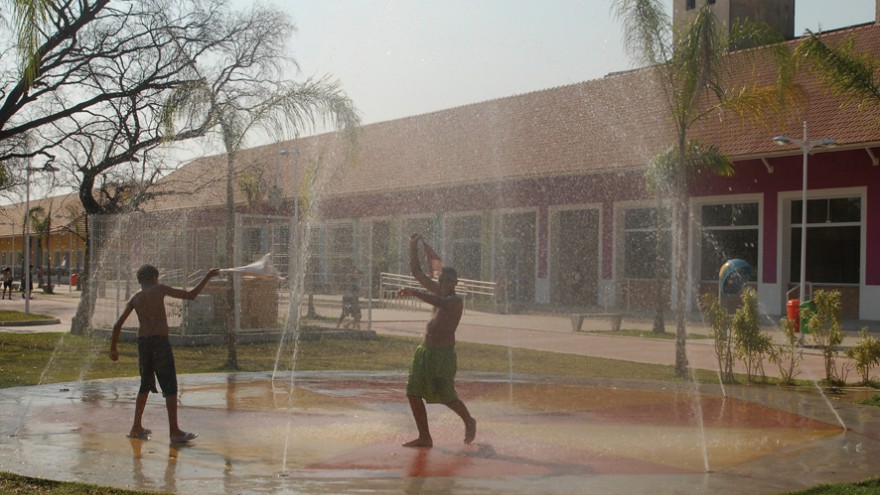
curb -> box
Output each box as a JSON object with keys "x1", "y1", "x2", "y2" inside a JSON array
[{"x1": 0, "y1": 319, "x2": 61, "y2": 327}]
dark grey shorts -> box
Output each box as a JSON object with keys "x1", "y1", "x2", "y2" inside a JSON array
[{"x1": 137, "y1": 336, "x2": 178, "y2": 397}]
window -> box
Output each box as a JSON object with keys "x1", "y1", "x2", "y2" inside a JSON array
[
  {"x1": 623, "y1": 207, "x2": 671, "y2": 280},
  {"x1": 450, "y1": 215, "x2": 482, "y2": 280},
  {"x1": 700, "y1": 202, "x2": 759, "y2": 281},
  {"x1": 791, "y1": 197, "x2": 860, "y2": 284},
  {"x1": 686, "y1": 0, "x2": 696, "y2": 10},
  {"x1": 707, "y1": 0, "x2": 716, "y2": 4}
]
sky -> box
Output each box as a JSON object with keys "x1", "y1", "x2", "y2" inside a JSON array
[{"x1": 269, "y1": 0, "x2": 877, "y2": 126}]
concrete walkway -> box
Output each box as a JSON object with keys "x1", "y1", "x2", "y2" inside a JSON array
[
  {"x1": 3, "y1": 288, "x2": 878, "y2": 382},
  {"x1": 361, "y1": 302, "x2": 877, "y2": 382}
]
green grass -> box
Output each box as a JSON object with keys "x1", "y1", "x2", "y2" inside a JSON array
[
  {"x1": 0, "y1": 330, "x2": 875, "y2": 495},
  {"x1": 0, "y1": 472, "x2": 167, "y2": 494},
  {"x1": 0, "y1": 330, "x2": 700, "y2": 388},
  {"x1": 784, "y1": 477, "x2": 880, "y2": 494},
  {"x1": 0, "y1": 310, "x2": 55, "y2": 323},
  {"x1": 857, "y1": 394, "x2": 880, "y2": 407}
]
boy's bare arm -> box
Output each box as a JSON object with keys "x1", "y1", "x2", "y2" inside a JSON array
[
  {"x1": 109, "y1": 303, "x2": 134, "y2": 362},
  {"x1": 409, "y1": 234, "x2": 439, "y2": 294},
  {"x1": 398, "y1": 287, "x2": 456, "y2": 308},
  {"x1": 164, "y1": 268, "x2": 221, "y2": 300}
]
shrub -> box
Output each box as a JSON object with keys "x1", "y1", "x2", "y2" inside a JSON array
[
  {"x1": 845, "y1": 328, "x2": 880, "y2": 386},
  {"x1": 698, "y1": 292, "x2": 735, "y2": 383},
  {"x1": 770, "y1": 316, "x2": 802, "y2": 386},
  {"x1": 732, "y1": 288, "x2": 773, "y2": 383},
  {"x1": 806, "y1": 290, "x2": 845, "y2": 386}
]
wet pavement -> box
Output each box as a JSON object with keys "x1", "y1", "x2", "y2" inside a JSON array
[
  {"x1": 1, "y1": 290, "x2": 879, "y2": 493},
  {"x1": 1, "y1": 371, "x2": 877, "y2": 495}
]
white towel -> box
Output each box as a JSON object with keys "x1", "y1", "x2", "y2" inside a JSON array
[{"x1": 219, "y1": 253, "x2": 280, "y2": 278}]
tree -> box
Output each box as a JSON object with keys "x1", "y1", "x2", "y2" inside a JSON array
[
  {"x1": 6, "y1": 0, "x2": 56, "y2": 83},
  {"x1": 797, "y1": 29, "x2": 880, "y2": 109},
  {"x1": 613, "y1": 1, "x2": 793, "y2": 377},
  {"x1": 646, "y1": 143, "x2": 733, "y2": 335},
  {"x1": 162, "y1": 4, "x2": 361, "y2": 369},
  {"x1": 17, "y1": 0, "x2": 311, "y2": 335}
]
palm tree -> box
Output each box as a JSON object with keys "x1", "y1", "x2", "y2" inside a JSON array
[
  {"x1": 645, "y1": 144, "x2": 734, "y2": 335},
  {"x1": 797, "y1": 29, "x2": 880, "y2": 108},
  {"x1": 7, "y1": 0, "x2": 56, "y2": 82},
  {"x1": 613, "y1": 1, "x2": 793, "y2": 376},
  {"x1": 162, "y1": 4, "x2": 360, "y2": 369}
]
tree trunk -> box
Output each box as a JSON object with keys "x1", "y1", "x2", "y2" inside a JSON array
[
  {"x1": 652, "y1": 192, "x2": 666, "y2": 334},
  {"x1": 224, "y1": 150, "x2": 238, "y2": 369},
  {"x1": 71, "y1": 215, "x2": 95, "y2": 335},
  {"x1": 674, "y1": 137, "x2": 690, "y2": 377}
]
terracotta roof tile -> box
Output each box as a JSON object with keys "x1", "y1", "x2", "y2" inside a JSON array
[{"x1": 136, "y1": 22, "x2": 880, "y2": 209}]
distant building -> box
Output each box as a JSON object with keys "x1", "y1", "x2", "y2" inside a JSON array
[{"x1": 3, "y1": 1, "x2": 879, "y2": 322}]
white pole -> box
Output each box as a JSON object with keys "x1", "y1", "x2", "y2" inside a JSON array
[
  {"x1": 799, "y1": 121, "x2": 808, "y2": 308},
  {"x1": 24, "y1": 168, "x2": 31, "y2": 314}
]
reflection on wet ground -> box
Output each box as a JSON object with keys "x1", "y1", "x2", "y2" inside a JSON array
[{"x1": 0, "y1": 371, "x2": 877, "y2": 494}]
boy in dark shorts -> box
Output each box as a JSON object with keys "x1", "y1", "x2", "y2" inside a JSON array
[
  {"x1": 109, "y1": 264, "x2": 219, "y2": 443},
  {"x1": 2, "y1": 267, "x2": 12, "y2": 300},
  {"x1": 397, "y1": 234, "x2": 476, "y2": 448}
]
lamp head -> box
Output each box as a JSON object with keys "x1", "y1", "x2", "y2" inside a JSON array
[
  {"x1": 820, "y1": 138, "x2": 838, "y2": 148},
  {"x1": 772, "y1": 135, "x2": 791, "y2": 146}
]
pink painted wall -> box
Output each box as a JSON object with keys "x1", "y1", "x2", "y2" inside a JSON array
[
  {"x1": 692, "y1": 148, "x2": 880, "y2": 286},
  {"x1": 323, "y1": 149, "x2": 879, "y2": 289}
]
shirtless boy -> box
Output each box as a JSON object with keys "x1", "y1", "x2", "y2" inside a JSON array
[
  {"x1": 109, "y1": 264, "x2": 219, "y2": 443},
  {"x1": 398, "y1": 233, "x2": 476, "y2": 448}
]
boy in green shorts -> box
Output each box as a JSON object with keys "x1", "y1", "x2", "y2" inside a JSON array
[{"x1": 397, "y1": 234, "x2": 476, "y2": 448}]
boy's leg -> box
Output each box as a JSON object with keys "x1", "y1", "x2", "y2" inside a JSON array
[
  {"x1": 445, "y1": 399, "x2": 476, "y2": 445},
  {"x1": 403, "y1": 395, "x2": 432, "y2": 447},
  {"x1": 166, "y1": 394, "x2": 198, "y2": 443},
  {"x1": 165, "y1": 394, "x2": 183, "y2": 438},
  {"x1": 130, "y1": 391, "x2": 150, "y2": 437}
]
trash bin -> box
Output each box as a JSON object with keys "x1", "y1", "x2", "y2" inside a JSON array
[
  {"x1": 799, "y1": 299, "x2": 816, "y2": 334},
  {"x1": 70, "y1": 273, "x2": 78, "y2": 288},
  {"x1": 786, "y1": 299, "x2": 800, "y2": 333}
]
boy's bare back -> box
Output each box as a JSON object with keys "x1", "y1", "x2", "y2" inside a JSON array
[{"x1": 128, "y1": 285, "x2": 184, "y2": 337}]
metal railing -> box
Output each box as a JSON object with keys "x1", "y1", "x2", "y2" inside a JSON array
[{"x1": 378, "y1": 272, "x2": 496, "y2": 311}]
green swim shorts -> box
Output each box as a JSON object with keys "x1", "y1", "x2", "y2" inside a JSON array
[{"x1": 405, "y1": 345, "x2": 459, "y2": 404}]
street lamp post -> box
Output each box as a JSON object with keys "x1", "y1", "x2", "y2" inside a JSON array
[
  {"x1": 773, "y1": 121, "x2": 837, "y2": 343},
  {"x1": 24, "y1": 162, "x2": 59, "y2": 313}
]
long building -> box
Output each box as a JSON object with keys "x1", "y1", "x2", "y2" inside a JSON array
[{"x1": 4, "y1": 0, "x2": 880, "y2": 322}]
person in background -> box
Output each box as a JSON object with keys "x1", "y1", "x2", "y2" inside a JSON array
[{"x1": 2, "y1": 267, "x2": 12, "y2": 300}]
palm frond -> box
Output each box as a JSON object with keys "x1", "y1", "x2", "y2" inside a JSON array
[
  {"x1": 797, "y1": 30, "x2": 880, "y2": 108},
  {"x1": 611, "y1": 0, "x2": 671, "y2": 67},
  {"x1": 646, "y1": 140, "x2": 733, "y2": 194},
  {"x1": 12, "y1": 0, "x2": 56, "y2": 82}
]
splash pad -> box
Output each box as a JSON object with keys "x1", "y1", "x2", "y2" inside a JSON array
[{"x1": 1, "y1": 370, "x2": 874, "y2": 495}]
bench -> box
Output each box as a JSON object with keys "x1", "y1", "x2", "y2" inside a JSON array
[{"x1": 570, "y1": 313, "x2": 622, "y2": 332}]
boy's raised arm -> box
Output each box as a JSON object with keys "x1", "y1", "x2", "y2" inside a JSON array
[
  {"x1": 409, "y1": 234, "x2": 439, "y2": 294},
  {"x1": 165, "y1": 268, "x2": 221, "y2": 300}
]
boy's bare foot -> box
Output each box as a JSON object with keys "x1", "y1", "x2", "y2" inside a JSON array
[
  {"x1": 127, "y1": 428, "x2": 152, "y2": 440},
  {"x1": 171, "y1": 431, "x2": 198, "y2": 444},
  {"x1": 402, "y1": 437, "x2": 432, "y2": 448},
  {"x1": 464, "y1": 418, "x2": 476, "y2": 445}
]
